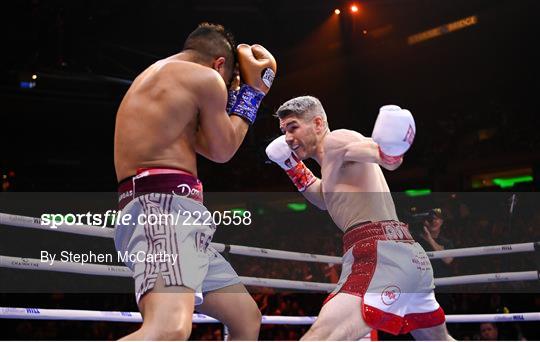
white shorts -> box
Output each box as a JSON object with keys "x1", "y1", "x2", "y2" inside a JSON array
[
  {"x1": 326, "y1": 221, "x2": 446, "y2": 335},
  {"x1": 114, "y1": 193, "x2": 240, "y2": 305}
]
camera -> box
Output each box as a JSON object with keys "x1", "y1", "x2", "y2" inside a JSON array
[
  {"x1": 411, "y1": 208, "x2": 441, "y2": 222},
  {"x1": 404, "y1": 208, "x2": 442, "y2": 239}
]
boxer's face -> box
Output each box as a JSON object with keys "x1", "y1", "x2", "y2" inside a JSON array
[{"x1": 280, "y1": 115, "x2": 318, "y2": 160}]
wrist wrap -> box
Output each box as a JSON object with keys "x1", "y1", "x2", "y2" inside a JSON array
[
  {"x1": 226, "y1": 89, "x2": 239, "y2": 114},
  {"x1": 285, "y1": 161, "x2": 316, "y2": 192},
  {"x1": 379, "y1": 147, "x2": 402, "y2": 165},
  {"x1": 229, "y1": 84, "x2": 265, "y2": 125}
]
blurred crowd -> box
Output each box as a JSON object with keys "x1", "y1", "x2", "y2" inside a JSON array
[{"x1": 1, "y1": 192, "x2": 539, "y2": 340}]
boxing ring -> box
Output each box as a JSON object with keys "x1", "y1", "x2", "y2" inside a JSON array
[{"x1": 1, "y1": 212, "x2": 539, "y2": 339}]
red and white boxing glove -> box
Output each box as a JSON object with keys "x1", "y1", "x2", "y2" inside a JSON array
[
  {"x1": 228, "y1": 44, "x2": 277, "y2": 124},
  {"x1": 372, "y1": 105, "x2": 416, "y2": 165},
  {"x1": 265, "y1": 135, "x2": 316, "y2": 192}
]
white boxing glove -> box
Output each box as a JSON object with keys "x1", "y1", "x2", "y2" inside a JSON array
[
  {"x1": 372, "y1": 105, "x2": 416, "y2": 164},
  {"x1": 265, "y1": 135, "x2": 316, "y2": 191},
  {"x1": 265, "y1": 135, "x2": 298, "y2": 170}
]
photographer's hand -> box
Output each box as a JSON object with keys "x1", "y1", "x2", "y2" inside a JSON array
[
  {"x1": 420, "y1": 225, "x2": 433, "y2": 242},
  {"x1": 422, "y1": 226, "x2": 454, "y2": 265}
]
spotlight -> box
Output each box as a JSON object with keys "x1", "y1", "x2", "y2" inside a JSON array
[
  {"x1": 18, "y1": 72, "x2": 37, "y2": 89},
  {"x1": 334, "y1": 9, "x2": 341, "y2": 15},
  {"x1": 350, "y1": 4, "x2": 359, "y2": 13}
]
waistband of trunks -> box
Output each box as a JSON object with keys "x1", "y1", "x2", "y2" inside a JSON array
[
  {"x1": 343, "y1": 220, "x2": 413, "y2": 252},
  {"x1": 117, "y1": 167, "x2": 203, "y2": 210}
]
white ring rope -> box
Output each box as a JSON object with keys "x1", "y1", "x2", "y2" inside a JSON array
[
  {"x1": 0, "y1": 212, "x2": 115, "y2": 238},
  {"x1": 0, "y1": 213, "x2": 341, "y2": 264},
  {"x1": 0, "y1": 255, "x2": 538, "y2": 290},
  {"x1": 435, "y1": 271, "x2": 539, "y2": 286},
  {"x1": 0, "y1": 256, "x2": 335, "y2": 292},
  {"x1": 425, "y1": 243, "x2": 538, "y2": 259},
  {"x1": 214, "y1": 243, "x2": 341, "y2": 264},
  {"x1": 1, "y1": 307, "x2": 539, "y2": 324},
  {"x1": 1, "y1": 212, "x2": 538, "y2": 264}
]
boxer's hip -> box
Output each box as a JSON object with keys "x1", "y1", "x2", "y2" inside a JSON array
[
  {"x1": 113, "y1": 169, "x2": 215, "y2": 305},
  {"x1": 331, "y1": 221, "x2": 418, "y2": 297},
  {"x1": 343, "y1": 220, "x2": 414, "y2": 252},
  {"x1": 327, "y1": 221, "x2": 443, "y2": 334},
  {"x1": 117, "y1": 167, "x2": 204, "y2": 211}
]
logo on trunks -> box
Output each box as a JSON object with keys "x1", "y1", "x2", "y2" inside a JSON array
[
  {"x1": 381, "y1": 285, "x2": 401, "y2": 305},
  {"x1": 119, "y1": 190, "x2": 133, "y2": 202},
  {"x1": 384, "y1": 223, "x2": 404, "y2": 240},
  {"x1": 173, "y1": 183, "x2": 200, "y2": 198}
]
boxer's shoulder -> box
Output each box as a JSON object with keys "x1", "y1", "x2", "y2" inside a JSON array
[
  {"x1": 184, "y1": 63, "x2": 227, "y2": 94},
  {"x1": 328, "y1": 129, "x2": 365, "y2": 140},
  {"x1": 152, "y1": 60, "x2": 223, "y2": 85},
  {"x1": 324, "y1": 129, "x2": 365, "y2": 151}
]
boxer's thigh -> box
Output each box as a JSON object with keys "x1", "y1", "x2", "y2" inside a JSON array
[
  {"x1": 196, "y1": 283, "x2": 261, "y2": 339},
  {"x1": 305, "y1": 293, "x2": 371, "y2": 341},
  {"x1": 136, "y1": 275, "x2": 196, "y2": 338}
]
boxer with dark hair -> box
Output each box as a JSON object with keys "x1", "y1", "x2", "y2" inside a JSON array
[
  {"x1": 183, "y1": 23, "x2": 237, "y2": 79},
  {"x1": 266, "y1": 96, "x2": 453, "y2": 340},
  {"x1": 114, "y1": 22, "x2": 276, "y2": 340}
]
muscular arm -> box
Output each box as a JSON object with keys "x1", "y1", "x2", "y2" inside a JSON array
[
  {"x1": 302, "y1": 178, "x2": 326, "y2": 210},
  {"x1": 195, "y1": 116, "x2": 248, "y2": 162},
  {"x1": 195, "y1": 71, "x2": 249, "y2": 163},
  {"x1": 326, "y1": 130, "x2": 403, "y2": 171}
]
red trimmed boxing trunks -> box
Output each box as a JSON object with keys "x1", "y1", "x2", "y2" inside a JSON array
[{"x1": 325, "y1": 221, "x2": 446, "y2": 335}]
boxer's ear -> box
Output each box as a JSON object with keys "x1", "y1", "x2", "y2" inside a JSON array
[
  {"x1": 313, "y1": 116, "x2": 325, "y2": 133},
  {"x1": 212, "y1": 57, "x2": 226, "y2": 73}
]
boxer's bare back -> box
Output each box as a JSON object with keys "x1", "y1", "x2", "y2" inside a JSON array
[{"x1": 114, "y1": 54, "x2": 239, "y2": 182}]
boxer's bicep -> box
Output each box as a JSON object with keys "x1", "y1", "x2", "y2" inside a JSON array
[
  {"x1": 343, "y1": 139, "x2": 379, "y2": 165},
  {"x1": 324, "y1": 129, "x2": 364, "y2": 157}
]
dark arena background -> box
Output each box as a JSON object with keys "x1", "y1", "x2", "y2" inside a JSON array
[{"x1": 1, "y1": 0, "x2": 539, "y2": 340}]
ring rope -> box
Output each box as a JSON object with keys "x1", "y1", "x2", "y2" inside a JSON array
[
  {"x1": 425, "y1": 242, "x2": 538, "y2": 259},
  {"x1": 1, "y1": 307, "x2": 539, "y2": 324},
  {"x1": 1, "y1": 212, "x2": 538, "y2": 264},
  {"x1": 0, "y1": 255, "x2": 538, "y2": 290},
  {"x1": 0, "y1": 255, "x2": 335, "y2": 292},
  {"x1": 0, "y1": 213, "x2": 341, "y2": 264}
]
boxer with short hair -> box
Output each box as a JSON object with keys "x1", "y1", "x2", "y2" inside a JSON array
[
  {"x1": 114, "y1": 22, "x2": 276, "y2": 340},
  {"x1": 266, "y1": 96, "x2": 453, "y2": 340}
]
